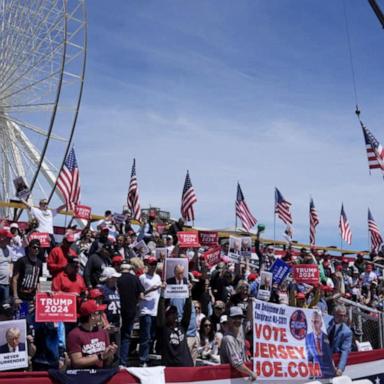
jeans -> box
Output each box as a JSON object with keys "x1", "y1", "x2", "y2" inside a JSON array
[
  {"x1": 120, "y1": 316, "x2": 135, "y2": 366},
  {"x1": 139, "y1": 315, "x2": 156, "y2": 364},
  {"x1": 0, "y1": 284, "x2": 9, "y2": 305}
]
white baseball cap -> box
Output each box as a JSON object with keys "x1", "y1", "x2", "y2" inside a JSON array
[{"x1": 99, "y1": 267, "x2": 121, "y2": 281}]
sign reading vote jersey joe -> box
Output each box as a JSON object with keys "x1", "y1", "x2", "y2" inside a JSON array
[
  {"x1": 293, "y1": 265, "x2": 319, "y2": 286},
  {"x1": 0, "y1": 319, "x2": 28, "y2": 371},
  {"x1": 35, "y1": 293, "x2": 77, "y2": 322},
  {"x1": 252, "y1": 300, "x2": 335, "y2": 381},
  {"x1": 177, "y1": 231, "x2": 200, "y2": 248}
]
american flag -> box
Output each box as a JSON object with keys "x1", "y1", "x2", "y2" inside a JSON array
[
  {"x1": 236, "y1": 183, "x2": 257, "y2": 232},
  {"x1": 361, "y1": 123, "x2": 384, "y2": 173},
  {"x1": 309, "y1": 198, "x2": 319, "y2": 245},
  {"x1": 57, "y1": 148, "x2": 80, "y2": 210},
  {"x1": 127, "y1": 158, "x2": 141, "y2": 222},
  {"x1": 339, "y1": 204, "x2": 352, "y2": 245},
  {"x1": 275, "y1": 188, "x2": 292, "y2": 225},
  {"x1": 368, "y1": 208, "x2": 383, "y2": 251},
  {"x1": 181, "y1": 171, "x2": 197, "y2": 222}
]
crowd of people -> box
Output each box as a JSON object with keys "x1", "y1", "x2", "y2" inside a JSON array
[{"x1": 0, "y1": 199, "x2": 382, "y2": 381}]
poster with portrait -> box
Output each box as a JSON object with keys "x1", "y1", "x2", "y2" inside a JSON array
[
  {"x1": 131, "y1": 240, "x2": 150, "y2": 257},
  {"x1": 257, "y1": 271, "x2": 273, "y2": 301},
  {"x1": 163, "y1": 258, "x2": 189, "y2": 299},
  {"x1": 228, "y1": 236, "x2": 241, "y2": 264},
  {"x1": 155, "y1": 247, "x2": 169, "y2": 261},
  {"x1": 240, "y1": 236, "x2": 252, "y2": 258},
  {"x1": 0, "y1": 319, "x2": 28, "y2": 371},
  {"x1": 13, "y1": 177, "x2": 30, "y2": 200},
  {"x1": 252, "y1": 300, "x2": 335, "y2": 380}
]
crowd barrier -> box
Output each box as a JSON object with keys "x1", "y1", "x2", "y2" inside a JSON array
[{"x1": 0, "y1": 350, "x2": 384, "y2": 384}]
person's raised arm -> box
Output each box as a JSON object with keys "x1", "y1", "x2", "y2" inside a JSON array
[{"x1": 181, "y1": 296, "x2": 192, "y2": 330}]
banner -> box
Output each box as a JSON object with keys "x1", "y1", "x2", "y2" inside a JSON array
[
  {"x1": 198, "y1": 231, "x2": 218, "y2": 246},
  {"x1": 269, "y1": 259, "x2": 291, "y2": 286},
  {"x1": 35, "y1": 293, "x2": 77, "y2": 322},
  {"x1": 253, "y1": 300, "x2": 335, "y2": 380},
  {"x1": 28, "y1": 232, "x2": 51, "y2": 248},
  {"x1": 293, "y1": 265, "x2": 319, "y2": 286},
  {"x1": 177, "y1": 231, "x2": 200, "y2": 248},
  {"x1": 74, "y1": 205, "x2": 92, "y2": 220},
  {"x1": 202, "y1": 245, "x2": 221, "y2": 267},
  {"x1": 0, "y1": 319, "x2": 28, "y2": 371}
]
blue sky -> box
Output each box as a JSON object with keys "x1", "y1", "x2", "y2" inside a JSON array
[{"x1": 72, "y1": 0, "x2": 384, "y2": 250}]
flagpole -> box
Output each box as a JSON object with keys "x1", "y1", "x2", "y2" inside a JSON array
[{"x1": 273, "y1": 188, "x2": 276, "y2": 248}]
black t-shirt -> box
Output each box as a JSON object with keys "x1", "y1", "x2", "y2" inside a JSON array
[
  {"x1": 14, "y1": 256, "x2": 42, "y2": 301},
  {"x1": 117, "y1": 272, "x2": 144, "y2": 319}
]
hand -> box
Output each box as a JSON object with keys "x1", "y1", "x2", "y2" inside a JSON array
[
  {"x1": 14, "y1": 297, "x2": 22, "y2": 306},
  {"x1": 335, "y1": 368, "x2": 343, "y2": 376},
  {"x1": 249, "y1": 372, "x2": 258, "y2": 382}
]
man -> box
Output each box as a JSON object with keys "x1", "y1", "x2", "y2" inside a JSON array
[
  {"x1": 360, "y1": 263, "x2": 377, "y2": 287},
  {"x1": 67, "y1": 300, "x2": 118, "y2": 368},
  {"x1": 327, "y1": 305, "x2": 352, "y2": 376},
  {"x1": 138, "y1": 257, "x2": 162, "y2": 367},
  {"x1": 0, "y1": 229, "x2": 12, "y2": 304},
  {"x1": 12, "y1": 239, "x2": 42, "y2": 304},
  {"x1": 47, "y1": 232, "x2": 78, "y2": 277},
  {"x1": 52, "y1": 256, "x2": 86, "y2": 295},
  {"x1": 84, "y1": 243, "x2": 113, "y2": 288},
  {"x1": 209, "y1": 301, "x2": 226, "y2": 332},
  {"x1": 305, "y1": 311, "x2": 335, "y2": 378},
  {"x1": 166, "y1": 264, "x2": 188, "y2": 285},
  {"x1": 220, "y1": 306, "x2": 257, "y2": 382},
  {"x1": 0, "y1": 327, "x2": 25, "y2": 353},
  {"x1": 117, "y1": 261, "x2": 144, "y2": 366}
]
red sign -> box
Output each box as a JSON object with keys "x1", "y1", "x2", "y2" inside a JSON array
[
  {"x1": 29, "y1": 232, "x2": 51, "y2": 248},
  {"x1": 198, "y1": 231, "x2": 218, "y2": 246},
  {"x1": 35, "y1": 293, "x2": 77, "y2": 322},
  {"x1": 177, "y1": 231, "x2": 200, "y2": 248},
  {"x1": 156, "y1": 223, "x2": 166, "y2": 235},
  {"x1": 293, "y1": 265, "x2": 319, "y2": 286},
  {"x1": 203, "y1": 245, "x2": 222, "y2": 267},
  {"x1": 74, "y1": 205, "x2": 92, "y2": 220}
]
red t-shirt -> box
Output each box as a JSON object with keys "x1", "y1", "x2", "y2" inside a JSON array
[
  {"x1": 67, "y1": 326, "x2": 110, "y2": 368},
  {"x1": 47, "y1": 246, "x2": 77, "y2": 276},
  {"x1": 52, "y1": 272, "x2": 86, "y2": 295}
]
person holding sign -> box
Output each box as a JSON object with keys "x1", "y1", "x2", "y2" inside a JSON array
[
  {"x1": 67, "y1": 300, "x2": 117, "y2": 368},
  {"x1": 220, "y1": 306, "x2": 257, "y2": 382}
]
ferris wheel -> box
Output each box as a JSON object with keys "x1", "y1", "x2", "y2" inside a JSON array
[{"x1": 0, "y1": 0, "x2": 87, "y2": 218}]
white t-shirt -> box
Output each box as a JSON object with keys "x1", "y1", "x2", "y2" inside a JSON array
[
  {"x1": 31, "y1": 207, "x2": 57, "y2": 234},
  {"x1": 139, "y1": 273, "x2": 161, "y2": 317}
]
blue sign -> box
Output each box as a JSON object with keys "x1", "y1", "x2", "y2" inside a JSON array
[{"x1": 269, "y1": 258, "x2": 290, "y2": 285}]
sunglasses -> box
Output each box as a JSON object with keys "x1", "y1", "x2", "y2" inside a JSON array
[
  {"x1": 31, "y1": 246, "x2": 40, "y2": 250},
  {"x1": 204, "y1": 324, "x2": 212, "y2": 327}
]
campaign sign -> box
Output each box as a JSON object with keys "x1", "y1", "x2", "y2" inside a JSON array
[
  {"x1": 112, "y1": 213, "x2": 126, "y2": 225},
  {"x1": 198, "y1": 231, "x2": 218, "y2": 246},
  {"x1": 253, "y1": 300, "x2": 335, "y2": 380},
  {"x1": 203, "y1": 245, "x2": 221, "y2": 267},
  {"x1": 35, "y1": 293, "x2": 77, "y2": 322},
  {"x1": 13, "y1": 176, "x2": 30, "y2": 200},
  {"x1": 164, "y1": 258, "x2": 189, "y2": 299},
  {"x1": 177, "y1": 231, "x2": 200, "y2": 248},
  {"x1": 227, "y1": 252, "x2": 241, "y2": 264},
  {"x1": 293, "y1": 265, "x2": 319, "y2": 286},
  {"x1": 74, "y1": 205, "x2": 92, "y2": 220},
  {"x1": 0, "y1": 319, "x2": 28, "y2": 371},
  {"x1": 269, "y1": 259, "x2": 291, "y2": 286},
  {"x1": 156, "y1": 223, "x2": 166, "y2": 235},
  {"x1": 28, "y1": 232, "x2": 50, "y2": 248},
  {"x1": 257, "y1": 271, "x2": 273, "y2": 302}
]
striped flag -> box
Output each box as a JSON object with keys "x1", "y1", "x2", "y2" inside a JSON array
[
  {"x1": 127, "y1": 158, "x2": 141, "y2": 222},
  {"x1": 361, "y1": 123, "x2": 384, "y2": 173},
  {"x1": 275, "y1": 188, "x2": 292, "y2": 225},
  {"x1": 368, "y1": 208, "x2": 383, "y2": 251},
  {"x1": 339, "y1": 204, "x2": 352, "y2": 245},
  {"x1": 235, "y1": 183, "x2": 257, "y2": 232},
  {"x1": 309, "y1": 198, "x2": 319, "y2": 245},
  {"x1": 181, "y1": 171, "x2": 197, "y2": 222},
  {"x1": 57, "y1": 148, "x2": 80, "y2": 210}
]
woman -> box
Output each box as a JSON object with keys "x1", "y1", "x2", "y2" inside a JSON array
[
  {"x1": 196, "y1": 317, "x2": 215, "y2": 360},
  {"x1": 193, "y1": 300, "x2": 205, "y2": 330}
]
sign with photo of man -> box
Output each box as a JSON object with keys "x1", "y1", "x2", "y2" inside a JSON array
[
  {"x1": 163, "y1": 258, "x2": 189, "y2": 299},
  {"x1": 0, "y1": 319, "x2": 28, "y2": 371},
  {"x1": 257, "y1": 271, "x2": 273, "y2": 301}
]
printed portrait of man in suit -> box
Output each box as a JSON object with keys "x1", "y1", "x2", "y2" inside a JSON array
[
  {"x1": 305, "y1": 311, "x2": 335, "y2": 379},
  {"x1": 166, "y1": 264, "x2": 188, "y2": 285},
  {"x1": 0, "y1": 328, "x2": 25, "y2": 353}
]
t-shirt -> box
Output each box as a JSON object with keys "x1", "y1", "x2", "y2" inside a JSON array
[
  {"x1": 67, "y1": 326, "x2": 110, "y2": 369},
  {"x1": 99, "y1": 284, "x2": 121, "y2": 327},
  {"x1": 14, "y1": 255, "x2": 42, "y2": 301},
  {"x1": 30, "y1": 207, "x2": 57, "y2": 234},
  {"x1": 220, "y1": 332, "x2": 246, "y2": 368},
  {"x1": 0, "y1": 246, "x2": 10, "y2": 285},
  {"x1": 139, "y1": 273, "x2": 161, "y2": 317},
  {"x1": 52, "y1": 272, "x2": 86, "y2": 295},
  {"x1": 117, "y1": 272, "x2": 144, "y2": 320}
]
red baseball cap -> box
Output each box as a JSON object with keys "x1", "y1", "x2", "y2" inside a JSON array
[
  {"x1": 0, "y1": 229, "x2": 12, "y2": 239},
  {"x1": 79, "y1": 300, "x2": 106, "y2": 317},
  {"x1": 296, "y1": 292, "x2": 306, "y2": 299},
  {"x1": 145, "y1": 256, "x2": 158, "y2": 266},
  {"x1": 88, "y1": 288, "x2": 103, "y2": 299},
  {"x1": 247, "y1": 273, "x2": 258, "y2": 282},
  {"x1": 112, "y1": 255, "x2": 124, "y2": 264},
  {"x1": 192, "y1": 270, "x2": 202, "y2": 279}
]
